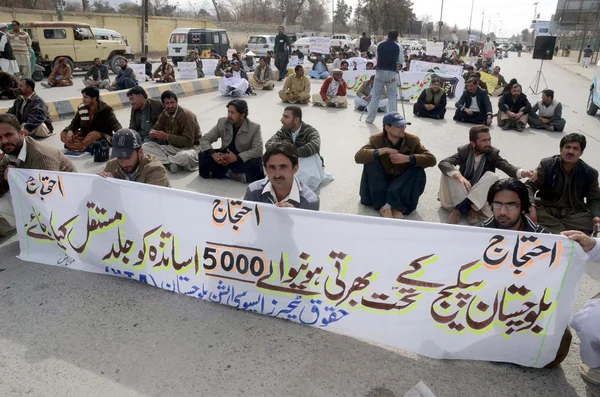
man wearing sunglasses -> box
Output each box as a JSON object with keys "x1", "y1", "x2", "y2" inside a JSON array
[{"x1": 481, "y1": 178, "x2": 548, "y2": 233}]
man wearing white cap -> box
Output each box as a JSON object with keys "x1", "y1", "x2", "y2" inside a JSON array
[
  {"x1": 0, "y1": 23, "x2": 18, "y2": 75},
  {"x1": 243, "y1": 52, "x2": 256, "y2": 73},
  {"x1": 312, "y1": 69, "x2": 348, "y2": 108}
]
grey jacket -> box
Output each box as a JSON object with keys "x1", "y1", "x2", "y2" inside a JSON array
[
  {"x1": 253, "y1": 64, "x2": 274, "y2": 83},
  {"x1": 200, "y1": 117, "x2": 263, "y2": 162},
  {"x1": 243, "y1": 177, "x2": 320, "y2": 211}
]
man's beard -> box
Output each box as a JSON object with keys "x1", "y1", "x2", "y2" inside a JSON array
[{"x1": 496, "y1": 215, "x2": 520, "y2": 230}]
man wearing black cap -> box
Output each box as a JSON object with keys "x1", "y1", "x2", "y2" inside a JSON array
[
  {"x1": 99, "y1": 128, "x2": 170, "y2": 187},
  {"x1": 355, "y1": 112, "x2": 436, "y2": 219}
]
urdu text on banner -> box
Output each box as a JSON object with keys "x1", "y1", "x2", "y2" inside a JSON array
[{"x1": 9, "y1": 169, "x2": 587, "y2": 368}]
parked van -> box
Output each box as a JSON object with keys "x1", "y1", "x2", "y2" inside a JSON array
[
  {"x1": 91, "y1": 28, "x2": 132, "y2": 54},
  {"x1": 168, "y1": 28, "x2": 230, "y2": 64},
  {"x1": 19, "y1": 22, "x2": 133, "y2": 74}
]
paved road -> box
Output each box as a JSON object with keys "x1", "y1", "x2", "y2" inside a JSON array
[{"x1": 1, "y1": 53, "x2": 600, "y2": 397}]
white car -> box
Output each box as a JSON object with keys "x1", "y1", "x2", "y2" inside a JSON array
[
  {"x1": 291, "y1": 37, "x2": 311, "y2": 55},
  {"x1": 331, "y1": 34, "x2": 355, "y2": 49},
  {"x1": 245, "y1": 35, "x2": 276, "y2": 57}
]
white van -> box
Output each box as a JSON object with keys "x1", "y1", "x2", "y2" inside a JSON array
[
  {"x1": 91, "y1": 28, "x2": 132, "y2": 54},
  {"x1": 167, "y1": 28, "x2": 230, "y2": 64}
]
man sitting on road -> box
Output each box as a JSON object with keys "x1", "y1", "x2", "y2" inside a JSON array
[
  {"x1": 266, "y1": 106, "x2": 333, "y2": 191},
  {"x1": 218, "y1": 60, "x2": 253, "y2": 97},
  {"x1": 142, "y1": 90, "x2": 202, "y2": 173},
  {"x1": 481, "y1": 178, "x2": 547, "y2": 232},
  {"x1": 438, "y1": 125, "x2": 534, "y2": 224},
  {"x1": 42, "y1": 57, "x2": 73, "y2": 88},
  {"x1": 413, "y1": 77, "x2": 447, "y2": 119},
  {"x1": 526, "y1": 133, "x2": 600, "y2": 234},
  {"x1": 110, "y1": 58, "x2": 137, "y2": 91},
  {"x1": 127, "y1": 86, "x2": 163, "y2": 142},
  {"x1": 355, "y1": 75, "x2": 388, "y2": 113},
  {"x1": 355, "y1": 112, "x2": 436, "y2": 219},
  {"x1": 453, "y1": 78, "x2": 493, "y2": 125},
  {"x1": 215, "y1": 55, "x2": 230, "y2": 77},
  {"x1": 498, "y1": 83, "x2": 531, "y2": 132},
  {"x1": 244, "y1": 141, "x2": 320, "y2": 210},
  {"x1": 83, "y1": 57, "x2": 110, "y2": 89},
  {"x1": 243, "y1": 52, "x2": 256, "y2": 73},
  {"x1": 153, "y1": 56, "x2": 176, "y2": 83},
  {"x1": 251, "y1": 57, "x2": 275, "y2": 91},
  {"x1": 99, "y1": 129, "x2": 170, "y2": 187},
  {"x1": 0, "y1": 67, "x2": 18, "y2": 99},
  {"x1": 186, "y1": 50, "x2": 204, "y2": 78},
  {"x1": 491, "y1": 66, "x2": 508, "y2": 96},
  {"x1": 312, "y1": 69, "x2": 348, "y2": 108},
  {"x1": 140, "y1": 56, "x2": 152, "y2": 80},
  {"x1": 528, "y1": 89, "x2": 566, "y2": 132},
  {"x1": 8, "y1": 78, "x2": 53, "y2": 139},
  {"x1": 61, "y1": 86, "x2": 122, "y2": 152},
  {"x1": 308, "y1": 54, "x2": 329, "y2": 79},
  {"x1": 0, "y1": 114, "x2": 76, "y2": 236},
  {"x1": 279, "y1": 65, "x2": 311, "y2": 104},
  {"x1": 199, "y1": 99, "x2": 264, "y2": 184}
]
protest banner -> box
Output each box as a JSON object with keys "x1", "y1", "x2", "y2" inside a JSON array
[
  {"x1": 178, "y1": 62, "x2": 197, "y2": 79},
  {"x1": 202, "y1": 59, "x2": 219, "y2": 76},
  {"x1": 479, "y1": 72, "x2": 499, "y2": 92},
  {"x1": 130, "y1": 64, "x2": 148, "y2": 82},
  {"x1": 409, "y1": 60, "x2": 463, "y2": 76},
  {"x1": 343, "y1": 70, "x2": 375, "y2": 97},
  {"x1": 426, "y1": 41, "x2": 444, "y2": 57},
  {"x1": 9, "y1": 169, "x2": 588, "y2": 368},
  {"x1": 346, "y1": 57, "x2": 368, "y2": 71},
  {"x1": 310, "y1": 37, "x2": 331, "y2": 55},
  {"x1": 288, "y1": 56, "x2": 300, "y2": 68}
]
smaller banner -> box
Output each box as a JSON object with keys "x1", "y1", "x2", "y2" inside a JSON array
[
  {"x1": 347, "y1": 57, "x2": 368, "y2": 71},
  {"x1": 130, "y1": 64, "x2": 148, "y2": 82},
  {"x1": 310, "y1": 37, "x2": 331, "y2": 55},
  {"x1": 409, "y1": 60, "x2": 463, "y2": 76},
  {"x1": 288, "y1": 56, "x2": 300, "y2": 68},
  {"x1": 202, "y1": 59, "x2": 219, "y2": 76},
  {"x1": 479, "y1": 72, "x2": 499, "y2": 91},
  {"x1": 426, "y1": 41, "x2": 444, "y2": 57},
  {"x1": 178, "y1": 62, "x2": 198, "y2": 79}
]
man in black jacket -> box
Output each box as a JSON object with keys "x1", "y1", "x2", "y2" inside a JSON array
[
  {"x1": 439, "y1": 125, "x2": 534, "y2": 224},
  {"x1": 498, "y1": 83, "x2": 531, "y2": 132},
  {"x1": 7, "y1": 78, "x2": 53, "y2": 138},
  {"x1": 526, "y1": 133, "x2": 600, "y2": 234},
  {"x1": 83, "y1": 57, "x2": 110, "y2": 89},
  {"x1": 453, "y1": 78, "x2": 493, "y2": 125},
  {"x1": 274, "y1": 26, "x2": 291, "y2": 81},
  {"x1": 127, "y1": 86, "x2": 163, "y2": 142},
  {"x1": 413, "y1": 77, "x2": 447, "y2": 119},
  {"x1": 359, "y1": 32, "x2": 372, "y2": 54}
]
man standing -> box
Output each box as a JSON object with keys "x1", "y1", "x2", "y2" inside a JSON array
[
  {"x1": 365, "y1": 30, "x2": 403, "y2": 124},
  {"x1": 482, "y1": 37, "x2": 495, "y2": 59},
  {"x1": 497, "y1": 83, "x2": 531, "y2": 132},
  {"x1": 413, "y1": 77, "x2": 447, "y2": 119},
  {"x1": 8, "y1": 78, "x2": 53, "y2": 139},
  {"x1": 0, "y1": 24, "x2": 18, "y2": 75},
  {"x1": 355, "y1": 75, "x2": 388, "y2": 113},
  {"x1": 61, "y1": 87, "x2": 122, "y2": 152},
  {"x1": 0, "y1": 114, "x2": 76, "y2": 236},
  {"x1": 110, "y1": 58, "x2": 137, "y2": 91},
  {"x1": 526, "y1": 133, "x2": 600, "y2": 234},
  {"x1": 99, "y1": 129, "x2": 170, "y2": 187},
  {"x1": 42, "y1": 57, "x2": 73, "y2": 88},
  {"x1": 359, "y1": 32, "x2": 372, "y2": 54},
  {"x1": 453, "y1": 78, "x2": 493, "y2": 125},
  {"x1": 355, "y1": 112, "x2": 436, "y2": 219},
  {"x1": 243, "y1": 141, "x2": 320, "y2": 210},
  {"x1": 584, "y1": 44, "x2": 594, "y2": 68},
  {"x1": 83, "y1": 58, "x2": 111, "y2": 89},
  {"x1": 218, "y1": 61, "x2": 252, "y2": 97},
  {"x1": 266, "y1": 106, "x2": 333, "y2": 191},
  {"x1": 142, "y1": 90, "x2": 202, "y2": 173},
  {"x1": 438, "y1": 125, "x2": 535, "y2": 224},
  {"x1": 481, "y1": 178, "x2": 547, "y2": 232},
  {"x1": 199, "y1": 99, "x2": 264, "y2": 183},
  {"x1": 528, "y1": 89, "x2": 566, "y2": 132},
  {"x1": 458, "y1": 40, "x2": 469, "y2": 57},
  {"x1": 279, "y1": 65, "x2": 311, "y2": 104},
  {"x1": 312, "y1": 69, "x2": 348, "y2": 108},
  {"x1": 251, "y1": 57, "x2": 275, "y2": 91},
  {"x1": 0, "y1": 67, "x2": 18, "y2": 99},
  {"x1": 274, "y1": 26, "x2": 291, "y2": 81},
  {"x1": 8, "y1": 21, "x2": 31, "y2": 79},
  {"x1": 153, "y1": 56, "x2": 176, "y2": 83},
  {"x1": 127, "y1": 86, "x2": 163, "y2": 142}
]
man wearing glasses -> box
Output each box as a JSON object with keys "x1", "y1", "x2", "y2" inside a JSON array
[{"x1": 481, "y1": 178, "x2": 547, "y2": 233}]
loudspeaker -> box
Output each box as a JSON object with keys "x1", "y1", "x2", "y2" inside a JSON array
[{"x1": 533, "y1": 36, "x2": 557, "y2": 60}]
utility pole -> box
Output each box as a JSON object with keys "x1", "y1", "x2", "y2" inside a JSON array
[
  {"x1": 438, "y1": 0, "x2": 444, "y2": 40},
  {"x1": 533, "y1": 1, "x2": 539, "y2": 20},
  {"x1": 467, "y1": 0, "x2": 474, "y2": 40},
  {"x1": 479, "y1": 10, "x2": 484, "y2": 41},
  {"x1": 332, "y1": 0, "x2": 335, "y2": 35},
  {"x1": 141, "y1": 0, "x2": 149, "y2": 57}
]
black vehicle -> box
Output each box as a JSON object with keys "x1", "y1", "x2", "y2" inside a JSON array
[{"x1": 168, "y1": 28, "x2": 230, "y2": 65}]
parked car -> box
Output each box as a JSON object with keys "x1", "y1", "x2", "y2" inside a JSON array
[
  {"x1": 17, "y1": 21, "x2": 133, "y2": 74},
  {"x1": 92, "y1": 28, "x2": 132, "y2": 54},
  {"x1": 291, "y1": 37, "x2": 311, "y2": 55},
  {"x1": 168, "y1": 28, "x2": 230, "y2": 65},
  {"x1": 331, "y1": 34, "x2": 355, "y2": 50},
  {"x1": 587, "y1": 60, "x2": 600, "y2": 115},
  {"x1": 245, "y1": 35, "x2": 275, "y2": 57}
]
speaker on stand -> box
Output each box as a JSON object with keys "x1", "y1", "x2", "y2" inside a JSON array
[{"x1": 528, "y1": 36, "x2": 556, "y2": 95}]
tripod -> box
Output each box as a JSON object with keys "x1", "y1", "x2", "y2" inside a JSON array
[{"x1": 528, "y1": 59, "x2": 548, "y2": 96}]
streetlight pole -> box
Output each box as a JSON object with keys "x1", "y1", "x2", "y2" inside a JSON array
[
  {"x1": 332, "y1": 0, "x2": 335, "y2": 35},
  {"x1": 467, "y1": 0, "x2": 475, "y2": 40},
  {"x1": 438, "y1": 0, "x2": 444, "y2": 40},
  {"x1": 480, "y1": 9, "x2": 485, "y2": 41}
]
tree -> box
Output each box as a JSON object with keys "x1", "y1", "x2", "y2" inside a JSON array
[
  {"x1": 521, "y1": 28, "x2": 530, "y2": 44},
  {"x1": 301, "y1": 0, "x2": 327, "y2": 31},
  {"x1": 362, "y1": 0, "x2": 413, "y2": 36},
  {"x1": 64, "y1": 1, "x2": 83, "y2": 11},
  {"x1": 334, "y1": 0, "x2": 352, "y2": 29},
  {"x1": 91, "y1": 0, "x2": 116, "y2": 13},
  {"x1": 118, "y1": 2, "x2": 141, "y2": 14}
]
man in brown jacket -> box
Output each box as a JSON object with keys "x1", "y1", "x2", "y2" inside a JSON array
[
  {"x1": 42, "y1": 57, "x2": 73, "y2": 88},
  {"x1": 199, "y1": 99, "x2": 264, "y2": 183},
  {"x1": 355, "y1": 112, "x2": 436, "y2": 219},
  {"x1": 61, "y1": 86, "x2": 122, "y2": 152},
  {"x1": 0, "y1": 113, "x2": 76, "y2": 236},
  {"x1": 153, "y1": 57, "x2": 176, "y2": 83},
  {"x1": 141, "y1": 90, "x2": 202, "y2": 173},
  {"x1": 99, "y1": 129, "x2": 170, "y2": 187},
  {"x1": 127, "y1": 86, "x2": 163, "y2": 142}
]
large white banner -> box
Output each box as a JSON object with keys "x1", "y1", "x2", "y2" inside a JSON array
[
  {"x1": 177, "y1": 62, "x2": 198, "y2": 79},
  {"x1": 8, "y1": 169, "x2": 587, "y2": 368},
  {"x1": 409, "y1": 60, "x2": 463, "y2": 76},
  {"x1": 309, "y1": 37, "x2": 331, "y2": 55}
]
